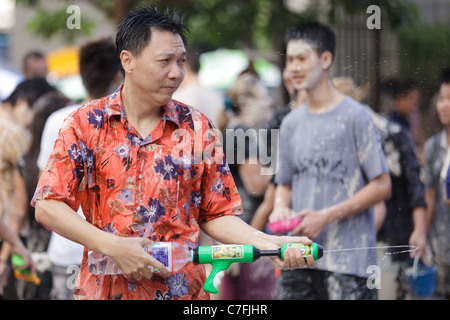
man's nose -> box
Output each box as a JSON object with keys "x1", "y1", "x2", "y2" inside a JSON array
[{"x1": 168, "y1": 63, "x2": 184, "y2": 80}]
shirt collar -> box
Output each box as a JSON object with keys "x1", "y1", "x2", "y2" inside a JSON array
[{"x1": 106, "y1": 84, "x2": 182, "y2": 128}]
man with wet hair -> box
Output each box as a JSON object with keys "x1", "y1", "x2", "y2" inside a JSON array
[{"x1": 270, "y1": 22, "x2": 391, "y2": 300}]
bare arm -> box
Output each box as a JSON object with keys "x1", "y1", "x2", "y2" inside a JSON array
[
  {"x1": 268, "y1": 183, "x2": 296, "y2": 222},
  {"x1": 373, "y1": 201, "x2": 386, "y2": 233},
  {"x1": 0, "y1": 169, "x2": 29, "y2": 263},
  {"x1": 250, "y1": 183, "x2": 276, "y2": 231},
  {"x1": 409, "y1": 206, "x2": 427, "y2": 257},
  {"x1": 35, "y1": 199, "x2": 169, "y2": 281},
  {"x1": 0, "y1": 219, "x2": 32, "y2": 267}
]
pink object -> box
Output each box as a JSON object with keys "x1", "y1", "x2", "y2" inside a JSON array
[{"x1": 267, "y1": 216, "x2": 302, "y2": 235}]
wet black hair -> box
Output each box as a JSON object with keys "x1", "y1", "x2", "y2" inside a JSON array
[
  {"x1": 285, "y1": 21, "x2": 336, "y2": 61},
  {"x1": 115, "y1": 5, "x2": 190, "y2": 76},
  {"x1": 80, "y1": 37, "x2": 119, "y2": 99}
]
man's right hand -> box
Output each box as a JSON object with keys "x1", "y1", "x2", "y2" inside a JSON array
[{"x1": 107, "y1": 237, "x2": 170, "y2": 282}]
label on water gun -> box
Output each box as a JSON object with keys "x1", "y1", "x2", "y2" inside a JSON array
[
  {"x1": 284, "y1": 243, "x2": 311, "y2": 256},
  {"x1": 280, "y1": 243, "x2": 323, "y2": 261},
  {"x1": 211, "y1": 245, "x2": 244, "y2": 260}
]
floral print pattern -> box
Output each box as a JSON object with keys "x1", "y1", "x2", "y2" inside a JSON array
[{"x1": 32, "y1": 85, "x2": 242, "y2": 300}]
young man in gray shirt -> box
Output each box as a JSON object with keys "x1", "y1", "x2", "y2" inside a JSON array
[{"x1": 270, "y1": 22, "x2": 391, "y2": 300}]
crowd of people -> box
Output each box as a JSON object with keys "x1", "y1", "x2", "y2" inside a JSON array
[{"x1": 0, "y1": 6, "x2": 449, "y2": 300}]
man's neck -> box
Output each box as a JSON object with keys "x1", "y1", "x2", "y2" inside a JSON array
[
  {"x1": 120, "y1": 82, "x2": 164, "y2": 138},
  {"x1": 306, "y1": 78, "x2": 345, "y2": 114}
]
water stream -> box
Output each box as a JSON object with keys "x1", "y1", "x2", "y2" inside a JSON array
[{"x1": 323, "y1": 245, "x2": 418, "y2": 256}]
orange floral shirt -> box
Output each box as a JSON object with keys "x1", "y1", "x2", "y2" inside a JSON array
[{"x1": 32, "y1": 85, "x2": 242, "y2": 300}]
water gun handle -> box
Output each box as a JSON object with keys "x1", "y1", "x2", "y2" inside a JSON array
[
  {"x1": 11, "y1": 254, "x2": 41, "y2": 285},
  {"x1": 203, "y1": 260, "x2": 233, "y2": 294},
  {"x1": 13, "y1": 269, "x2": 41, "y2": 285}
]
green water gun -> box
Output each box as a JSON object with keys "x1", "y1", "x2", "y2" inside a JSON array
[
  {"x1": 192, "y1": 242, "x2": 323, "y2": 294},
  {"x1": 11, "y1": 254, "x2": 41, "y2": 285}
]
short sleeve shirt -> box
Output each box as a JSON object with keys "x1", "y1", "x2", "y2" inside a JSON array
[
  {"x1": 275, "y1": 97, "x2": 388, "y2": 278},
  {"x1": 32, "y1": 85, "x2": 242, "y2": 300}
]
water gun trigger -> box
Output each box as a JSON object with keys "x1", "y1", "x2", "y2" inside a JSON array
[{"x1": 203, "y1": 260, "x2": 233, "y2": 294}]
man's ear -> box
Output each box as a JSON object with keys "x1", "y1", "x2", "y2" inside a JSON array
[
  {"x1": 120, "y1": 50, "x2": 134, "y2": 74},
  {"x1": 321, "y1": 51, "x2": 333, "y2": 70}
]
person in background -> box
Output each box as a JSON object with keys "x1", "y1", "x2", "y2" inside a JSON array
[
  {"x1": 37, "y1": 37, "x2": 121, "y2": 300},
  {"x1": 333, "y1": 76, "x2": 427, "y2": 300},
  {"x1": 388, "y1": 80, "x2": 424, "y2": 164},
  {"x1": 423, "y1": 68, "x2": 450, "y2": 299},
  {"x1": 172, "y1": 48, "x2": 224, "y2": 128},
  {"x1": 18, "y1": 91, "x2": 71, "y2": 300},
  {"x1": 250, "y1": 68, "x2": 307, "y2": 232},
  {"x1": 220, "y1": 72, "x2": 276, "y2": 300},
  {"x1": 0, "y1": 77, "x2": 55, "y2": 299},
  {"x1": 22, "y1": 51, "x2": 48, "y2": 80},
  {"x1": 269, "y1": 22, "x2": 391, "y2": 300}
]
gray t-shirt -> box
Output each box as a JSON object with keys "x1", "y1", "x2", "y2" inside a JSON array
[{"x1": 275, "y1": 96, "x2": 388, "y2": 278}]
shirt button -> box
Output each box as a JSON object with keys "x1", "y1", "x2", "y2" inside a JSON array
[{"x1": 139, "y1": 174, "x2": 143, "y2": 179}]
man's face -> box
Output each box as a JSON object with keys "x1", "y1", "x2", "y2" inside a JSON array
[
  {"x1": 122, "y1": 29, "x2": 186, "y2": 107},
  {"x1": 436, "y1": 83, "x2": 450, "y2": 126},
  {"x1": 285, "y1": 39, "x2": 326, "y2": 92},
  {"x1": 24, "y1": 57, "x2": 47, "y2": 79}
]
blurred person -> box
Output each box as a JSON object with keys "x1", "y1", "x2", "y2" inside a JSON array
[
  {"x1": 269, "y1": 22, "x2": 391, "y2": 300},
  {"x1": 172, "y1": 48, "x2": 225, "y2": 127},
  {"x1": 31, "y1": 6, "x2": 315, "y2": 300},
  {"x1": 2, "y1": 77, "x2": 55, "y2": 130},
  {"x1": 220, "y1": 73, "x2": 276, "y2": 300},
  {"x1": 17, "y1": 91, "x2": 71, "y2": 300},
  {"x1": 37, "y1": 37, "x2": 120, "y2": 300},
  {"x1": 250, "y1": 68, "x2": 307, "y2": 232},
  {"x1": 423, "y1": 68, "x2": 450, "y2": 299},
  {"x1": 388, "y1": 80, "x2": 425, "y2": 163},
  {"x1": 334, "y1": 76, "x2": 427, "y2": 300},
  {"x1": 22, "y1": 51, "x2": 47, "y2": 80},
  {"x1": 224, "y1": 73, "x2": 274, "y2": 224},
  {"x1": 0, "y1": 77, "x2": 55, "y2": 299}
]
